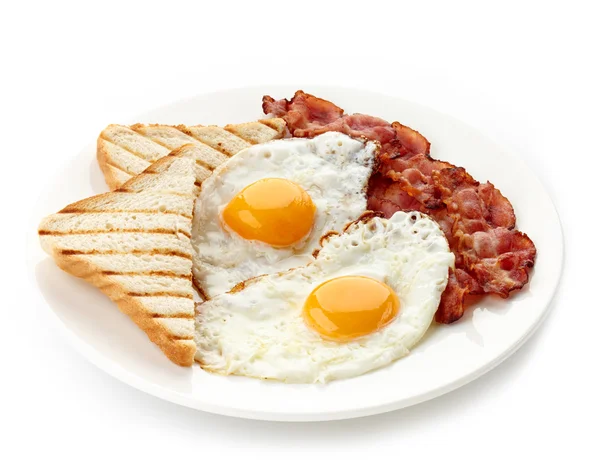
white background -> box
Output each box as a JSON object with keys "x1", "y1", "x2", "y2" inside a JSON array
[{"x1": 3, "y1": 0, "x2": 599, "y2": 465}]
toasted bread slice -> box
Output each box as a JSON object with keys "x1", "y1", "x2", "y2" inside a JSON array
[
  {"x1": 39, "y1": 145, "x2": 202, "y2": 365},
  {"x1": 97, "y1": 118, "x2": 286, "y2": 190}
]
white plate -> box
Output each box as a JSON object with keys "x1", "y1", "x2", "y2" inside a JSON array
[{"x1": 27, "y1": 86, "x2": 563, "y2": 421}]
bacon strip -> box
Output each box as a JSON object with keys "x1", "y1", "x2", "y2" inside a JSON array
[
  {"x1": 381, "y1": 153, "x2": 453, "y2": 209},
  {"x1": 263, "y1": 91, "x2": 536, "y2": 323},
  {"x1": 432, "y1": 167, "x2": 535, "y2": 297},
  {"x1": 436, "y1": 269, "x2": 484, "y2": 323},
  {"x1": 433, "y1": 167, "x2": 516, "y2": 232},
  {"x1": 263, "y1": 90, "x2": 429, "y2": 155}
]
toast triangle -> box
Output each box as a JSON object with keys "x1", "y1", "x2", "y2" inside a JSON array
[
  {"x1": 39, "y1": 145, "x2": 202, "y2": 365},
  {"x1": 97, "y1": 118, "x2": 286, "y2": 190}
]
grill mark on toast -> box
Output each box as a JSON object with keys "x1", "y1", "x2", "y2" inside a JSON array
[
  {"x1": 150, "y1": 313, "x2": 194, "y2": 319},
  {"x1": 129, "y1": 126, "x2": 175, "y2": 150},
  {"x1": 194, "y1": 180, "x2": 203, "y2": 188},
  {"x1": 178, "y1": 130, "x2": 233, "y2": 157},
  {"x1": 99, "y1": 136, "x2": 153, "y2": 162},
  {"x1": 114, "y1": 187, "x2": 194, "y2": 200},
  {"x1": 142, "y1": 158, "x2": 181, "y2": 174},
  {"x1": 39, "y1": 228, "x2": 191, "y2": 239},
  {"x1": 58, "y1": 208, "x2": 193, "y2": 219},
  {"x1": 59, "y1": 249, "x2": 193, "y2": 260},
  {"x1": 195, "y1": 158, "x2": 217, "y2": 172},
  {"x1": 106, "y1": 160, "x2": 137, "y2": 176},
  {"x1": 223, "y1": 128, "x2": 255, "y2": 144},
  {"x1": 143, "y1": 168, "x2": 165, "y2": 175},
  {"x1": 210, "y1": 141, "x2": 238, "y2": 157},
  {"x1": 102, "y1": 271, "x2": 192, "y2": 279},
  {"x1": 132, "y1": 126, "x2": 210, "y2": 158},
  {"x1": 128, "y1": 291, "x2": 193, "y2": 299},
  {"x1": 259, "y1": 120, "x2": 280, "y2": 131}
]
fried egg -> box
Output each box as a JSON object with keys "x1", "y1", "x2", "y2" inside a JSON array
[
  {"x1": 191, "y1": 132, "x2": 378, "y2": 297},
  {"x1": 195, "y1": 211, "x2": 454, "y2": 383}
]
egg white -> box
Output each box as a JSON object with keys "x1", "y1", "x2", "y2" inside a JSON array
[
  {"x1": 195, "y1": 211, "x2": 454, "y2": 383},
  {"x1": 191, "y1": 132, "x2": 378, "y2": 297}
]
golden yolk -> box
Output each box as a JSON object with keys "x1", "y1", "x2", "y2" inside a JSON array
[
  {"x1": 303, "y1": 276, "x2": 400, "y2": 341},
  {"x1": 222, "y1": 178, "x2": 316, "y2": 247}
]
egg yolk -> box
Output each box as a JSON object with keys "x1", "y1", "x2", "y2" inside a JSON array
[
  {"x1": 222, "y1": 178, "x2": 316, "y2": 247},
  {"x1": 303, "y1": 276, "x2": 400, "y2": 341}
]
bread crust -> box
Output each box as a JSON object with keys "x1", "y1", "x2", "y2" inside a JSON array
[{"x1": 97, "y1": 137, "x2": 128, "y2": 191}]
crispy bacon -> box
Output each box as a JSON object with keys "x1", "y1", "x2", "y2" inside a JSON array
[
  {"x1": 263, "y1": 90, "x2": 428, "y2": 156},
  {"x1": 433, "y1": 167, "x2": 516, "y2": 231},
  {"x1": 367, "y1": 175, "x2": 455, "y2": 243},
  {"x1": 263, "y1": 91, "x2": 536, "y2": 323},
  {"x1": 432, "y1": 167, "x2": 535, "y2": 297},
  {"x1": 262, "y1": 96, "x2": 289, "y2": 119},
  {"x1": 391, "y1": 122, "x2": 430, "y2": 156},
  {"x1": 436, "y1": 269, "x2": 483, "y2": 323},
  {"x1": 478, "y1": 182, "x2": 517, "y2": 229},
  {"x1": 461, "y1": 229, "x2": 536, "y2": 297},
  {"x1": 376, "y1": 166, "x2": 534, "y2": 320},
  {"x1": 437, "y1": 271, "x2": 467, "y2": 324},
  {"x1": 381, "y1": 153, "x2": 454, "y2": 209},
  {"x1": 368, "y1": 174, "x2": 426, "y2": 212}
]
